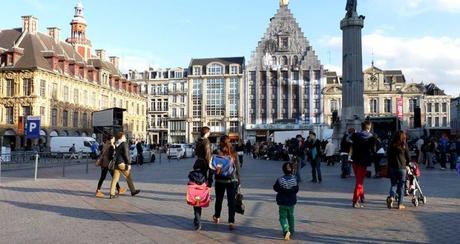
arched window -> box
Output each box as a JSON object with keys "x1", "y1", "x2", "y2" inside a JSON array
[
  {"x1": 330, "y1": 99, "x2": 338, "y2": 113},
  {"x1": 370, "y1": 98, "x2": 379, "y2": 114},
  {"x1": 293, "y1": 56, "x2": 299, "y2": 65},
  {"x1": 282, "y1": 56, "x2": 288, "y2": 65},
  {"x1": 207, "y1": 63, "x2": 224, "y2": 75}
]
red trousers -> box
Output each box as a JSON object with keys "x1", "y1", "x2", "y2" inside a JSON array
[{"x1": 352, "y1": 164, "x2": 367, "y2": 203}]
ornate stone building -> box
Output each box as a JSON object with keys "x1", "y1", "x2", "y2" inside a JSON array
[
  {"x1": 187, "y1": 57, "x2": 245, "y2": 143},
  {"x1": 451, "y1": 96, "x2": 460, "y2": 136},
  {"x1": 128, "y1": 68, "x2": 188, "y2": 145},
  {"x1": 323, "y1": 65, "x2": 451, "y2": 133},
  {"x1": 0, "y1": 2, "x2": 146, "y2": 149},
  {"x1": 245, "y1": 0, "x2": 325, "y2": 141}
]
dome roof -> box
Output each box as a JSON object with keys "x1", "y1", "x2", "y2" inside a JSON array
[{"x1": 71, "y1": 16, "x2": 87, "y2": 24}]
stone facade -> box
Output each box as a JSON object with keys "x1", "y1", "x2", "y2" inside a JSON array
[
  {"x1": 451, "y1": 97, "x2": 460, "y2": 136},
  {"x1": 0, "y1": 3, "x2": 146, "y2": 150},
  {"x1": 245, "y1": 3, "x2": 325, "y2": 141},
  {"x1": 128, "y1": 68, "x2": 188, "y2": 145},
  {"x1": 323, "y1": 65, "x2": 451, "y2": 132},
  {"x1": 187, "y1": 57, "x2": 245, "y2": 143}
]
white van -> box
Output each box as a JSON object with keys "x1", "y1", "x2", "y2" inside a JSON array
[{"x1": 50, "y1": 136, "x2": 97, "y2": 154}]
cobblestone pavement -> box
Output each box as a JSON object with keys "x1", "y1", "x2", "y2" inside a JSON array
[{"x1": 0, "y1": 156, "x2": 459, "y2": 244}]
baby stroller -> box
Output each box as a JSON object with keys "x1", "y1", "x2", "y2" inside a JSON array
[{"x1": 405, "y1": 162, "x2": 427, "y2": 207}]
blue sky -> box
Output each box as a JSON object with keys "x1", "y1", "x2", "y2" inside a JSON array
[{"x1": 2, "y1": 0, "x2": 460, "y2": 95}]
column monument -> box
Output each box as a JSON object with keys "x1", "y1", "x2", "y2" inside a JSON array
[{"x1": 334, "y1": 0, "x2": 365, "y2": 141}]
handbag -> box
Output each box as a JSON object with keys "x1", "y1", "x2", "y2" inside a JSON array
[
  {"x1": 235, "y1": 186, "x2": 245, "y2": 215},
  {"x1": 107, "y1": 160, "x2": 115, "y2": 171}
]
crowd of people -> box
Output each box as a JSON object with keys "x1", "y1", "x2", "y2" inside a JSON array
[{"x1": 90, "y1": 123, "x2": 459, "y2": 242}]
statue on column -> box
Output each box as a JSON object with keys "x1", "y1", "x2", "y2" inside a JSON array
[{"x1": 345, "y1": 0, "x2": 357, "y2": 18}]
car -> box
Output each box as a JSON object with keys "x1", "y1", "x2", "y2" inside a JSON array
[
  {"x1": 129, "y1": 145, "x2": 156, "y2": 164},
  {"x1": 183, "y1": 144, "x2": 195, "y2": 158},
  {"x1": 167, "y1": 144, "x2": 186, "y2": 159}
]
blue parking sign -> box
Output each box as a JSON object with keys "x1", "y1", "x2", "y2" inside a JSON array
[{"x1": 25, "y1": 116, "x2": 41, "y2": 139}]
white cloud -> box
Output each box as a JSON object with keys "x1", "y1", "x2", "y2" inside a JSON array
[
  {"x1": 100, "y1": 46, "x2": 164, "y2": 73},
  {"x1": 320, "y1": 33, "x2": 460, "y2": 96},
  {"x1": 373, "y1": 0, "x2": 460, "y2": 15}
]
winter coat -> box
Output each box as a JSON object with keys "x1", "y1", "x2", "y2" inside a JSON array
[
  {"x1": 195, "y1": 138, "x2": 212, "y2": 162},
  {"x1": 351, "y1": 131, "x2": 377, "y2": 167},
  {"x1": 114, "y1": 141, "x2": 131, "y2": 166},
  {"x1": 325, "y1": 142, "x2": 336, "y2": 157},
  {"x1": 273, "y1": 175, "x2": 299, "y2": 206},
  {"x1": 100, "y1": 143, "x2": 115, "y2": 168}
]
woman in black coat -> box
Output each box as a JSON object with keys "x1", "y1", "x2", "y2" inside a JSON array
[{"x1": 386, "y1": 131, "x2": 410, "y2": 210}]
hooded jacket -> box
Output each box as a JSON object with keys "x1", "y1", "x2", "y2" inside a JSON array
[
  {"x1": 351, "y1": 131, "x2": 377, "y2": 166},
  {"x1": 273, "y1": 175, "x2": 299, "y2": 206}
]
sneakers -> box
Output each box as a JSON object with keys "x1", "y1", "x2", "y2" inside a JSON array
[
  {"x1": 398, "y1": 204, "x2": 406, "y2": 210},
  {"x1": 229, "y1": 223, "x2": 235, "y2": 231},
  {"x1": 109, "y1": 194, "x2": 118, "y2": 199},
  {"x1": 212, "y1": 215, "x2": 220, "y2": 224},
  {"x1": 95, "y1": 190, "x2": 105, "y2": 198},
  {"x1": 117, "y1": 187, "x2": 127, "y2": 195},
  {"x1": 131, "y1": 190, "x2": 141, "y2": 197},
  {"x1": 194, "y1": 224, "x2": 202, "y2": 231},
  {"x1": 386, "y1": 197, "x2": 394, "y2": 209},
  {"x1": 284, "y1": 231, "x2": 291, "y2": 241},
  {"x1": 352, "y1": 202, "x2": 363, "y2": 208}
]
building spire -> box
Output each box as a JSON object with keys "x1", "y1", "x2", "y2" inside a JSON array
[{"x1": 280, "y1": 0, "x2": 289, "y2": 7}]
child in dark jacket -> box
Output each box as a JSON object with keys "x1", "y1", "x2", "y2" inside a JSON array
[
  {"x1": 273, "y1": 162, "x2": 299, "y2": 241},
  {"x1": 188, "y1": 158, "x2": 212, "y2": 231}
]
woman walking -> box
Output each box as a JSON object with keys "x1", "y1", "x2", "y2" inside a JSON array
[
  {"x1": 386, "y1": 131, "x2": 410, "y2": 210},
  {"x1": 95, "y1": 135, "x2": 125, "y2": 197},
  {"x1": 212, "y1": 135, "x2": 241, "y2": 230},
  {"x1": 109, "y1": 132, "x2": 141, "y2": 199}
]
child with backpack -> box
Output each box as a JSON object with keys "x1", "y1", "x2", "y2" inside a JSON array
[
  {"x1": 273, "y1": 162, "x2": 299, "y2": 241},
  {"x1": 187, "y1": 158, "x2": 212, "y2": 231}
]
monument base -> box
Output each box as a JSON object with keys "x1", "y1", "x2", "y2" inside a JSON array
[{"x1": 332, "y1": 119, "x2": 362, "y2": 146}]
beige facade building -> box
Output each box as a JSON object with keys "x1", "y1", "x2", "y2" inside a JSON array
[
  {"x1": 0, "y1": 3, "x2": 146, "y2": 149},
  {"x1": 187, "y1": 57, "x2": 245, "y2": 143},
  {"x1": 323, "y1": 65, "x2": 451, "y2": 133},
  {"x1": 128, "y1": 68, "x2": 188, "y2": 145}
]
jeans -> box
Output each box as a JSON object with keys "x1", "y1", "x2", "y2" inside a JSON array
[
  {"x1": 352, "y1": 164, "x2": 367, "y2": 203},
  {"x1": 110, "y1": 168, "x2": 136, "y2": 196},
  {"x1": 97, "y1": 167, "x2": 120, "y2": 191},
  {"x1": 310, "y1": 158, "x2": 322, "y2": 182},
  {"x1": 279, "y1": 205, "x2": 295, "y2": 234},
  {"x1": 238, "y1": 155, "x2": 244, "y2": 168},
  {"x1": 341, "y1": 155, "x2": 351, "y2": 177},
  {"x1": 214, "y1": 181, "x2": 238, "y2": 223},
  {"x1": 426, "y1": 152, "x2": 434, "y2": 168},
  {"x1": 440, "y1": 152, "x2": 447, "y2": 168},
  {"x1": 193, "y1": 207, "x2": 202, "y2": 226},
  {"x1": 389, "y1": 168, "x2": 406, "y2": 205}
]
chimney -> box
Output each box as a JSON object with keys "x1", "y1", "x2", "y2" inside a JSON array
[
  {"x1": 47, "y1": 27, "x2": 60, "y2": 42},
  {"x1": 95, "y1": 49, "x2": 106, "y2": 61},
  {"x1": 109, "y1": 56, "x2": 119, "y2": 69},
  {"x1": 22, "y1": 16, "x2": 38, "y2": 34}
]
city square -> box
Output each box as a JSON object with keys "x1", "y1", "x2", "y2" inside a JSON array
[
  {"x1": 0, "y1": 0, "x2": 459, "y2": 243},
  {"x1": 0, "y1": 156, "x2": 459, "y2": 243}
]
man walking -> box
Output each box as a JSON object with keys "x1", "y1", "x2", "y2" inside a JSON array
[
  {"x1": 350, "y1": 121, "x2": 377, "y2": 208},
  {"x1": 136, "y1": 140, "x2": 144, "y2": 166},
  {"x1": 306, "y1": 132, "x2": 322, "y2": 183}
]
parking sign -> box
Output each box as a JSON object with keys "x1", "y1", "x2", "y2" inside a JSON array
[{"x1": 25, "y1": 116, "x2": 41, "y2": 139}]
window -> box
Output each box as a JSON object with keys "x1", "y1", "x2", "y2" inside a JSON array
[
  {"x1": 6, "y1": 79, "x2": 14, "y2": 97},
  {"x1": 23, "y1": 79, "x2": 32, "y2": 96},
  {"x1": 314, "y1": 85, "x2": 320, "y2": 95},
  {"x1": 193, "y1": 79, "x2": 202, "y2": 118},
  {"x1": 206, "y1": 78, "x2": 225, "y2": 116},
  {"x1": 293, "y1": 56, "x2": 299, "y2": 65},
  {"x1": 193, "y1": 66, "x2": 202, "y2": 76},
  {"x1": 272, "y1": 56, "x2": 277, "y2": 65},
  {"x1": 193, "y1": 122, "x2": 202, "y2": 133},
  {"x1": 434, "y1": 103, "x2": 439, "y2": 112},
  {"x1": 173, "y1": 96, "x2": 177, "y2": 103},
  {"x1": 180, "y1": 95, "x2": 185, "y2": 103},
  {"x1": 427, "y1": 117, "x2": 432, "y2": 127},
  {"x1": 83, "y1": 91, "x2": 88, "y2": 105},
  {"x1": 281, "y1": 37, "x2": 289, "y2": 49},
  {"x1": 207, "y1": 63, "x2": 224, "y2": 75},
  {"x1": 73, "y1": 112, "x2": 79, "y2": 127},
  {"x1": 230, "y1": 121, "x2": 239, "y2": 133},
  {"x1": 409, "y1": 117, "x2": 414, "y2": 128},
  {"x1": 442, "y1": 103, "x2": 447, "y2": 113},
  {"x1": 63, "y1": 86, "x2": 69, "y2": 101},
  {"x1": 52, "y1": 83, "x2": 58, "y2": 100},
  {"x1": 330, "y1": 100, "x2": 338, "y2": 113},
  {"x1": 229, "y1": 78, "x2": 239, "y2": 118},
  {"x1": 427, "y1": 103, "x2": 432, "y2": 113},
  {"x1": 442, "y1": 117, "x2": 447, "y2": 127},
  {"x1": 40, "y1": 106, "x2": 45, "y2": 120},
  {"x1": 40, "y1": 80, "x2": 46, "y2": 97},
  {"x1": 73, "y1": 89, "x2": 79, "y2": 104},
  {"x1": 314, "y1": 99, "x2": 320, "y2": 110},
  {"x1": 63, "y1": 110, "x2": 68, "y2": 127},
  {"x1": 409, "y1": 99, "x2": 417, "y2": 113},
  {"x1": 6, "y1": 107, "x2": 14, "y2": 124},
  {"x1": 384, "y1": 99, "x2": 392, "y2": 113},
  {"x1": 281, "y1": 56, "x2": 288, "y2": 66},
  {"x1": 180, "y1": 108, "x2": 185, "y2": 117},
  {"x1": 22, "y1": 106, "x2": 31, "y2": 116},
  {"x1": 51, "y1": 108, "x2": 57, "y2": 127},
  {"x1": 172, "y1": 108, "x2": 177, "y2": 118},
  {"x1": 163, "y1": 101, "x2": 168, "y2": 111},
  {"x1": 230, "y1": 65, "x2": 238, "y2": 75},
  {"x1": 370, "y1": 98, "x2": 379, "y2": 113},
  {"x1": 435, "y1": 117, "x2": 439, "y2": 127},
  {"x1": 173, "y1": 83, "x2": 177, "y2": 92},
  {"x1": 82, "y1": 113, "x2": 88, "y2": 128}
]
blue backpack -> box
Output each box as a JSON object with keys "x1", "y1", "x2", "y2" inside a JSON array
[{"x1": 210, "y1": 155, "x2": 235, "y2": 177}]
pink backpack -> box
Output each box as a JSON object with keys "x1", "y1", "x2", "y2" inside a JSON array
[{"x1": 186, "y1": 182, "x2": 211, "y2": 207}]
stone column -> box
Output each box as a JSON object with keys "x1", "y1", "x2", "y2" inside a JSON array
[
  {"x1": 287, "y1": 70, "x2": 293, "y2": 118},
  {"x1": 277, "y1": 70, "x2": 282, "y2": 119},
  {"x1": 340, "y1": 16, "x2": 365, "y2": 126}
]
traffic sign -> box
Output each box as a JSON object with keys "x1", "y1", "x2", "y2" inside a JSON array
[{"x1": 25, "y1": 116, "x2": 41, "y2": 139}]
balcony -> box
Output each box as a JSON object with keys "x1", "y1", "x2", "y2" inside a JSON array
[{"x1": 168, "y1": 89, "x2": 188, "y2": 95}]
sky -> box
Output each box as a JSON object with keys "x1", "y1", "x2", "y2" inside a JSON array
[{"x1": 1, "y1": 0, "x2": 459, "y2": 96}]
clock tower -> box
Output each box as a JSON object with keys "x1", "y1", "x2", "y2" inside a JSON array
[{"x1": 66, "y1": 1, "x2": 92, "y2": 61}]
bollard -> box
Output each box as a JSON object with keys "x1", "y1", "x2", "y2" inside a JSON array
[{"x1": 34, "y1": 154, "x2": 39, "y2": 181}]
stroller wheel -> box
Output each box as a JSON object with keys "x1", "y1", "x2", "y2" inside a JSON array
[
  {"x1": 412, "y1": 198, "x2": 419, "y2": 207},
  {"x1": 421, "y1": 196, "x2": 427, "y2": 204}
]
